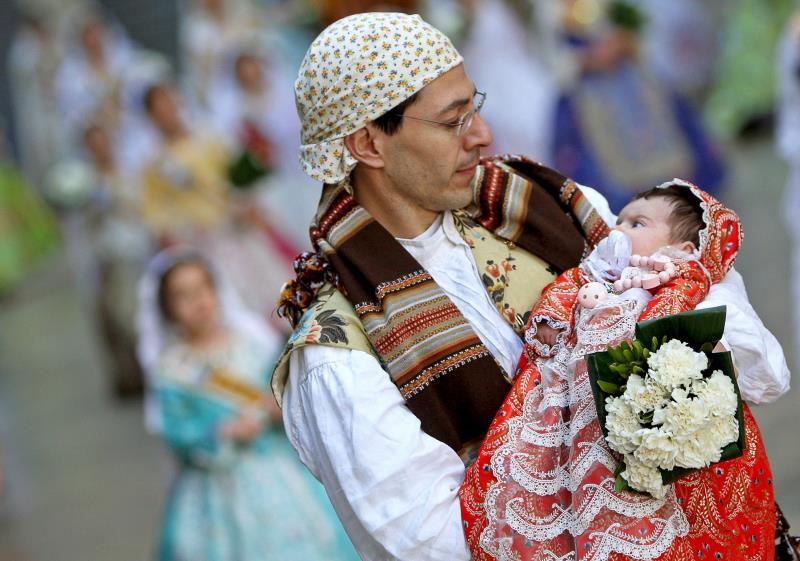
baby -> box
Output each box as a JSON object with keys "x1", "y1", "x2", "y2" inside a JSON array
[
  {"x1": 530, "y1": 182, "x2": 704, "y2": 354},
  {"x1": 460, "y1": 180, "x2": 777, "y2": 561}
]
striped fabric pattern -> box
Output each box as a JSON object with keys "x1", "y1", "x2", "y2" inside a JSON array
[
  {"x1": 306, "y1": 156, "x2": 598, "y2": 451},
  {"x1": 356, "y1": 273, "x2": 489, "y2": 393},
  {"x1": 560, "y1": 179, "x2": 611, "y2": 249}
]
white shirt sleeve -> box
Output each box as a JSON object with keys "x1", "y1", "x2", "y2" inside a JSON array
[
  {"x1": 698, "y1": 268, "x2": 791, "y2": 404},
  {"x1": 578, "y1": 186, "x2": 791, "y2": 404},
  {"x1": 282, "y1": 344, "x2": 471, "y2": 561}
]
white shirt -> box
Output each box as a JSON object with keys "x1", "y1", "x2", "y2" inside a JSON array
[{"x1": 281, "y1": 187, "x2": 790, "y2": 561}]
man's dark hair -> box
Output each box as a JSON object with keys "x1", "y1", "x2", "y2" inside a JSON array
[
  {"x1": 371, "y1": 91, "x2": 420, "y2": 135},
  {"x1": 634, "y1": 184, "x2": 704, "y2": 248}
]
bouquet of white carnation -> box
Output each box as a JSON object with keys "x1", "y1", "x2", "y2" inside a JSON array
[{"x1": 587, "y1": 306, "x2": 745, "y2": 498}]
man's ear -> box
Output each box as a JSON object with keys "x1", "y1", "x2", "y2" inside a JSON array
[{"x1": 344, "y1": 126, "x2": 385, "y2": 170}]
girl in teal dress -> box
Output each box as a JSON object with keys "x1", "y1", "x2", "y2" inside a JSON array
[{"x1": 139, "y1": 249, "x2": 358, "y2": 561}]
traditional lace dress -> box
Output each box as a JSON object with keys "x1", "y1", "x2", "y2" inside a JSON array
[{"x1": 460, "y1": 183, "x2": 776, "y2": 561}]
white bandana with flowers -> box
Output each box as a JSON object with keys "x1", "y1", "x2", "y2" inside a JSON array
[{"x1": 294, "y1": 12, "x2": 463, "y2": 184}]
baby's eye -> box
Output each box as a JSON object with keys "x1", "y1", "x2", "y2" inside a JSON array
[{"x1": 632, "y1": 220, "x2": 644, "y2": 228}]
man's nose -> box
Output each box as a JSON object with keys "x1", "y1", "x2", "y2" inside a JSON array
[{"x1": 462, "y1": 113, "x2": 493, "y2": 151}]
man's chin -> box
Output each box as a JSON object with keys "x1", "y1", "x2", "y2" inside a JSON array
[{"x1": 437, "y1": 185, "x2": 474, "y2": 211}]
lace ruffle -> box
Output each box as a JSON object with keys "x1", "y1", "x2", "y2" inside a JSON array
[{"x1": 480, "y1": 299, "x2": 689, "y2": 561}]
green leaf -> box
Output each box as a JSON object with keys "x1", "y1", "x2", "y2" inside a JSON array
[
  {"x1": 608, "y1": 346, "x2": 625, "y2": 363},
  {"x1": 632, "y1": 340, "x2": 644, "y2": 360},
  {"x1": 597, "y1": 380, "x2": 620, "y2": 394},
  {"x1": 615, "y1": 473, "x2": 629, "y2": 492},
  {"x1": 636, "y1": 306, "x2": 727, "y2": 353},
  {"x1": 631, "y1": 365, "x2": 644, "y2": 375}
]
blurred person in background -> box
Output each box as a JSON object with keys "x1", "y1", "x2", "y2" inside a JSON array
[
  {"x1": 207, "y1": 48, "x2": 317, "y2": 248},
  {"x1": 458, "y1": 0, "x2": 560, "y2": 160},
  {"x1": 81, "y1": 122, "x2": 154, "y2": 396},
  {"x1": 705, "y1": 0, "x2": 795, "y2": 139},
  {"x1": 7, "y1": 12, "x2": 66, "y2": 191},
  {"x1": 315, "y1": 0, "x2": 418, "y2": 27},
  {"x1": 179, "y1": 0, "x2": 265, "y2": 110},
  {"x1": 551, "y1": 0, "x2": 725, "y2": 213},
  {"x1": 138, "y1": 248, "x2": 358, "y2": 561},
  {"x1": 638, "y1": 0, "x2": 726, "y2": 102},
  {"x1": 777, "y1": 10, "x2": 800, "y2": 366},
  {"x1": 0, "y1": 131, "x2": 59, "y2": 295},
  {"x1": 56, "y1": 9, "x2": 169, "y2": 175},
  {"x1": 140, "y1": 82, "x2": 293, "y2": 321}
]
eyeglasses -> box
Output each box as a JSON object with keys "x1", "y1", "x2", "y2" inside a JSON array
[{"x1": 394, "y1": 90, "x2": 486, "y2": 137}]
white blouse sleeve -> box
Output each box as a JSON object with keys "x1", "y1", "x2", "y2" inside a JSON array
[
  {"x1": 697, "y1": 268, "x2": 791, "y2": 404},
  {"x1": 282, "y1": 345, "x2": 471, "y2": 561}
]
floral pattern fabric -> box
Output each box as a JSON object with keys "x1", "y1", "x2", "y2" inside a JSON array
[{"x1": 295, "y1": 12, "x2": 462, "y2": 184}]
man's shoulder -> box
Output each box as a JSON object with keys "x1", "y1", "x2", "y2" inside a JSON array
[{"x1": 271, "y1": 282, "x2": 378, "y2": 403}]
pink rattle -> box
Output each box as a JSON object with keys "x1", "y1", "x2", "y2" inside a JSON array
[
  {"x1": 613, "y1": 254, "x2": 678, "y2": 293},
  {"x1": 578, "y1": 282, "x2": 608, "y2": 309}
]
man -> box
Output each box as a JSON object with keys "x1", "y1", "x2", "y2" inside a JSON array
[{"x1": 272, "y1": 12, "x2": 789, "y2": 561}]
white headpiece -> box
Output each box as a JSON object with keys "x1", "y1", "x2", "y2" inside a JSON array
[{"x1": 295, "y1": 12, "x2": 463, "y2": 184}]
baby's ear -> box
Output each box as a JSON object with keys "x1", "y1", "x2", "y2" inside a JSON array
[{"x1": 676, "y1": 240, "x2": 696, "y2": 254}]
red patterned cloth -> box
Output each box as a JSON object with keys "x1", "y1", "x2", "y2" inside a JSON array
[{"x1": 459, "y1": 181, "x2": 776, "y2": 561}]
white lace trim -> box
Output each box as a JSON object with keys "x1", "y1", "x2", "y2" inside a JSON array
[
  {"x1": 525, "y1": 315, "x2": 570, "y2": 358},
  {"x1": 479, "y1": 297, "x2": 689, "y2": 561}
]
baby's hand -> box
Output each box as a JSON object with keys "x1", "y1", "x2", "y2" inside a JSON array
[{"x1": 534, "y1": 321, "x2": 561, "y2": 347}]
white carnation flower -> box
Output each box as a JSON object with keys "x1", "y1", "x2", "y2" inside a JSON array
[
  {"x1": 605, "y1": 396, "x2": 643, "y2": 455},
  {"x1": 692, "y1": 370, "x2": 738, "y2": 418},
  {"x1": 704, "y1": 415, "x2": 739, "y2": 451},
  {"x1": 673, "y1": 431, "x2": 720, "y2": 469},
  {"x1": 622, "y1": 455, "x2": 667, "y2": 498},
  {"x1": 656, "y1": 387, "x2": 710, "y2": 435},
  {"x1": 646, "y1": 339, "x2": 708, "y2": 391},
  {"x1": 633, "y1": 428, "x2": 679, "y2": 471},
  {"x1": 623, "y1": 374, "x2": 669, "y2": 415}
]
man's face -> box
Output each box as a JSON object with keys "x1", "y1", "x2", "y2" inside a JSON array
[{"x1": 376, "y1": 64, "x2": 493, "y2": 213}]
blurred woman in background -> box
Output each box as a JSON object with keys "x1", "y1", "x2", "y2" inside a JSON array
[
  {"x1": 138, "y1": 248, "x2": 358, "y2": 560},
  {"x1": 550, "y1": 0, "x2": 725, "y2": 212},
  {"x1": 140, "y1": 82, "x2": 293, "y2": 321}
]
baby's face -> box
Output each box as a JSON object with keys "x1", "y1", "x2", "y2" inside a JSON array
[{"x1": 613, "y1": 197, "x2": 680, "y2": 256}]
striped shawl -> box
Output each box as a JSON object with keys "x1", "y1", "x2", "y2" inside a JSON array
[{"x1": 283, "y1": 155, "x2": 608, "y2": 452}]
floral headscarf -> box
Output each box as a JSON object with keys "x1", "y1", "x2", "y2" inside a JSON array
[{"x1": 295, "y1": 12, "x2": 463, "y2": 184}]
